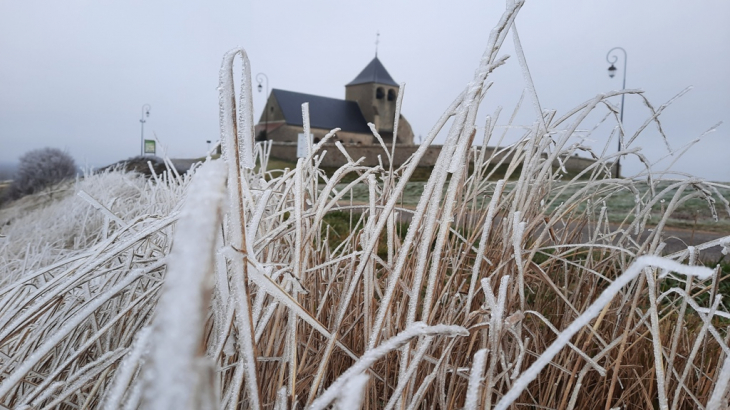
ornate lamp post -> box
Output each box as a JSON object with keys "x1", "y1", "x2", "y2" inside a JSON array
[
  {"x1": 140, "y1": 104, "x2": 151, "y2": 156},
  {"x1": 256, "y1": 73, "x2": 269, "y2": 141},
  {"x1": 606, "y1": 47, "x2": 627, "y2": 177}
]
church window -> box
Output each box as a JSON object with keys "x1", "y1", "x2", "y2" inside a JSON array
[
  {"x1": 387, "y1": 89, "x2": 396, "y2": 101},
  {"x1": 376, "y1": 87, "x2": 384, "y2": 99}
]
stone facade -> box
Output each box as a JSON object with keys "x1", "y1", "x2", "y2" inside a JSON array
[
  {"x1": 266, "y1": 123, "x2": 374, "y2": 146},
  {"x1": 269, "y1": 142, "x2": 440, "y2": 168},
  {"x1": 344, "y1": 83, "x2": 414, "y2": 145}
]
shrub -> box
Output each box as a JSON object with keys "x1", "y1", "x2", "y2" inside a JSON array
[{"x1": 4, "y1": 148, "x2": 77, "y2": 201}]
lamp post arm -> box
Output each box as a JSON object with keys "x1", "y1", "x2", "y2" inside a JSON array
[
  {"x1": 256, "y1": 73, "x2": 270, "y2": 139},
  {"x1": 606, "y1": 47, "x2": 627, "y2": 178},
  {"x1": 606, "y1": 47, "x2": 627, "y2": 124}
]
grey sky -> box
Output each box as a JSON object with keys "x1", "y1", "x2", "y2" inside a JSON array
[{"x1": 1, "y1": 1, "x2": 728, "y2": 180}]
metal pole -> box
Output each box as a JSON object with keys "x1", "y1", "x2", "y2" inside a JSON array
[
  {"x1": 140, "y1": 104, "x2": 151, "y2": 156},
  {"x1": 606, "y1": 47, "x2": 627, "y2": 178},
  {"x1": 256, "y1": 73, "x2": 269, "y2": 140}
]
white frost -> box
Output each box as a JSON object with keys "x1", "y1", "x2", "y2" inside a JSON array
[
  {"x1": 142, "y1": 160, "x2": 227, "y2": 410},
  {"x1": 494, "y1": 256, "x2": 713, "y2": 410}
]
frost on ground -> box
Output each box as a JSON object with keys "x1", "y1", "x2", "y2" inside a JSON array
[
  {"x1": 1, "y1": 1, "x2": 730, "y2": 409},
  {"x1": 0, "y1": 167, "x2": 186, "y2": 287}
]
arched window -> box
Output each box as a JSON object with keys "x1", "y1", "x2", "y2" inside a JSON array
[
  {"x1": 387, "y1": 89, "x2": 396, "y2": 101},
  {"x1": 376, "y1": 87, "x2": 385, "y2": 99}
]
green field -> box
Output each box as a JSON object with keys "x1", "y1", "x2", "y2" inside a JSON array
[
  {"x1": 261, "y1": 156, "x2": 730, "y2": 233},
  {"x1": 330, "y1": 179, "x2": 730, "y2": 232}
]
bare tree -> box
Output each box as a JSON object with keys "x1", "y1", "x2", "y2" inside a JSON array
[{"x1": 5, "y1": 148, "x2": 77, "y2": 201}]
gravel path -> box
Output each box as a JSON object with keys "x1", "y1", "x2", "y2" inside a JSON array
[{"x1": 621, "y1": 226, "x2": 727, "y2": 262}]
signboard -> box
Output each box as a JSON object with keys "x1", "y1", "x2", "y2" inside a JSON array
[
  {"x1": 297, "y1": 133, "x2": 313, "y2": 158},
  {"x1": 144, "y1": 139, "x2": 156, "y2": 155}
]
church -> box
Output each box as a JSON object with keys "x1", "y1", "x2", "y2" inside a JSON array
[
  {"x1": 252, "y1": 56, "x2": 598, "y2": 174},
  {"x1": 254, "y1": 57, "x2": 415, "y2": 147}
]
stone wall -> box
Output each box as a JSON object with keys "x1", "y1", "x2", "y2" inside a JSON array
[
  {"x1": 268, "y1": 142, "x2": 597, "y2": 173},
  {"x1": 266, "y1": 126, "x2": 374, "y2": 146},
  {"x1": 552, "y1": 155, "x2": 598, "y2": 174},
  {"x1": 269, "y1": 142, "x2": 442, "y2": 168}
]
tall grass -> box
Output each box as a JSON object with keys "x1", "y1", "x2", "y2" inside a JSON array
[{"x1": 1, "y1": 1, "x2": 730, "y2": 409}]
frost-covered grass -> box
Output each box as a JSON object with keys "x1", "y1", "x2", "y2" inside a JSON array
[
  {"x1": 337, "y1": 180, "x2": 730, "y2": 234},
  {"x1": 1, "y1": 1, "x2": 730, "y2": 409},
  {"x1": 0, "y1": 166, "x2": 187, "y2": 287}
]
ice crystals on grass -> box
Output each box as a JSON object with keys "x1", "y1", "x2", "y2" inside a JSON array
[
  {"x1": 722, "y1": 238, "x2": 730, "y2": 256},
  {"x1": 464, "y1": 348, "x2": 488, "y2": 410},
  {"x1": 1, "y1": 1, "x2": 728, "y2": 408},
  {"x1": 103, "y1": 327, "x2": 152, "y2": 410},
  {"x1": 494, "y1": 256, "x2": 713, "y2": 410},
  {"x1": 142, "y1": 160, "x2": 227, "y2": 410},
  {"x1": 309, "y1": 322, "x2": 467, "y2": 410},
  {"x1": 333, "y1": 373, "x2": 369, "y2": 410}
]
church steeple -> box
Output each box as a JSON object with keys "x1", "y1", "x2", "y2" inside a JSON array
[
  {"x1": 345, "y1": 57, "x2": 400, "y2": 139},
  {"x1": 375, "y1": 31, "x2": 380, "y2": 57}
]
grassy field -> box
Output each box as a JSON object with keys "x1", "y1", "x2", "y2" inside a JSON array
[
  {"x1": 328, "y1": 179, "x2": 730, "y2": 232},
  {"x1": 1, "y1": 2, "x2": 729, "y2": 409},
  {"x1": 264, "y1": 156, "x2": 730, "y2": 233}
]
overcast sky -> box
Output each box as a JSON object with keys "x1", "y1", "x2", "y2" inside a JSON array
[{"x1": 1, "y1": 1, "x2": 728, "y2": 180}]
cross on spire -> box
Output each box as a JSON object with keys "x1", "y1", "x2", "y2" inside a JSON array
[{"x1": 375, "y1": 31, "x2": 380, "y2": 57}]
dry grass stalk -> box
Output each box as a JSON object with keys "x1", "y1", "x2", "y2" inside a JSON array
[{"x1": 1, "y1": 1, "x2": 730, "y2": 409}]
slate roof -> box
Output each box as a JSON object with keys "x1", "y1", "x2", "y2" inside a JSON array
[
  {"x1": 272, "y1": 89, "x2": 371, "y2": 134},
  {"x1": 346, "y1": 57, "x2": 399, "y2": 87}
]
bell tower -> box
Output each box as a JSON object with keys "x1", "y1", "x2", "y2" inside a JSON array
[{"x1": 345, "y1": 57, "x2": 400, "y2": 141}]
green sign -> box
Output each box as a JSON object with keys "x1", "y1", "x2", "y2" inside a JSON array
[{"x1": 144, "y1": 140, "x2": 156, "y2": 155}]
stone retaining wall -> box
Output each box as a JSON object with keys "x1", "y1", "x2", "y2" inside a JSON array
[{"x1": 268, "y1": 142, "x2": 596, "y2": 173}]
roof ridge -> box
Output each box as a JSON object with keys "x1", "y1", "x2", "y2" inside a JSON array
[
  {"x1": 272, "y1": 88, "x2": 348, "y2": 103},
  {"x1": 346, "y1": 57, "x2": 398, "y2": 87}
]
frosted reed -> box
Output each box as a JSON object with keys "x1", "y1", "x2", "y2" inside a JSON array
[{"x1": 0, "y1": 0, "x2": 728, "y2": 408}]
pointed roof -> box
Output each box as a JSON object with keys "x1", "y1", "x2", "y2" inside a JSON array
[{"x1": 346, "y1": 57, "x2": 399, "y2": 87}]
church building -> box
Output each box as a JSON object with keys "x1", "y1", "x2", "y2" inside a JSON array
[{"x1": 254, "y1": 57, "x2": 414, "y2": 146}]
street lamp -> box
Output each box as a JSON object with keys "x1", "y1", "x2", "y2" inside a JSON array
[
  {"x1": 606, "y1": 47, "x2": 627, "y2": 178},
  {"x1": 140, "y1": 104, "x2": 151, "y2": 156},
  {"x1": 256, "y1": 73, "x2": 269, "y2": 141}
]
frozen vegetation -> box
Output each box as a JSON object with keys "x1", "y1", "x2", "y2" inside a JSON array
[{"x1": 1, "y1": 1, "x2": 730, "y2": 409}]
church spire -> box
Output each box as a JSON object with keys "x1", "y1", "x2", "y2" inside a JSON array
[{"x1": 375, "y1": 31, "x2": 380, "y2": 57}]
